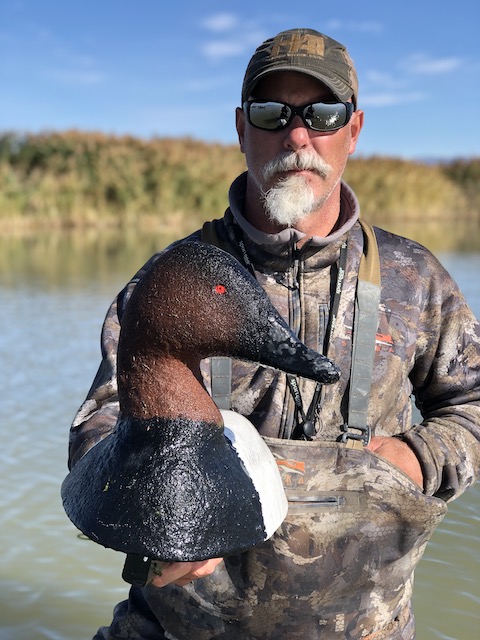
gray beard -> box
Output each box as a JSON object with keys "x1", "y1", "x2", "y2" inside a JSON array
[
  {"x1": 262, "y1": 175, "x2": 318, "y2": 226},
  {"x1": 261, "y1": 151, "x2": 333, "y2": 227}
]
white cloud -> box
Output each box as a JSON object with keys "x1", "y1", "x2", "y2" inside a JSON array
[
  {"x1": 325, "y1": 19, "x2": 384, "y2": 34},
  {"x1": 182, "y1": 76, "x2": 233, "y2": 93},
  {"x1": 401, "y1": 53, "x2": 463, "y2": 75},
  {"x1": 201, "y1": 29, "x2": 266, "y2": 62},
  {"x1": 202, "y1": 13, "x2": 239, "y2": 32},
  {"x1": 199, "y1": 13, "x2": 268, "y2": 61},
  {"x1": 360, "y1": 91, "x2": 426, "y2": 107},
  {"x1": 44, "y1": 68, "x2": 107, "y2": 86},
  {"x1": 41, "y1": 45, "x2": 107, "y2": 87},
  {"x1": 364, "y1": 70, "x2": 407, "y2": 90},
  {"x1": 201, "y1": 39, "x2": 246, "y2": 59}
]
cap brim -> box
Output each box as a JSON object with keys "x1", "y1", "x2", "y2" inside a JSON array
[{"x1": 243, "y1": 65, "x2": 354, "y2": 104}]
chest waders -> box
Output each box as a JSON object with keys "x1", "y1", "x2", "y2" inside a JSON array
[{"x1": 145, "y1": 221, "x2": 447, "y2": 639}]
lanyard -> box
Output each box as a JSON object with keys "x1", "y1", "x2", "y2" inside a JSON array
[{"x1": 286, "y1": 240, "x2": 348, "y2": 440}]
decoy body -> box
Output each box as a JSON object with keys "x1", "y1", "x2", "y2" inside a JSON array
[{"x1": 62, "y1": 241, "x2": 340, "y2": 563}]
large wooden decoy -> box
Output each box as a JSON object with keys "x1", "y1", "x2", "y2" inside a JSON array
[{"x1": 61, "y1": 241, "x2": 339, "y2": 568}]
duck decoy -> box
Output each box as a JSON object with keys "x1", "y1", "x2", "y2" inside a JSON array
[{"x1": 61, "y1": 241, "x2": 340, "y2": 569}]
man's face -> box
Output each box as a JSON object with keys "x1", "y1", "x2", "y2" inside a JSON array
[{"x1": 236, "y1": 70, "x2": 363, "y2": 227}]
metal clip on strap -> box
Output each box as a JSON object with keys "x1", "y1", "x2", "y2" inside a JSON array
[{"x1": 341, "y1": 423, "x2": 371, "y2": 448}]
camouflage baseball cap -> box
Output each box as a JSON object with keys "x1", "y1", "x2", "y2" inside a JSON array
[{"x1": 242, "y1": 28, "x2": 358, "y2": 107}]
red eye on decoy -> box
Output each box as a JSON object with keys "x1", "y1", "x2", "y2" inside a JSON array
[{"x1": 214, "y1": 284, "x2": 226, "y2": 295}]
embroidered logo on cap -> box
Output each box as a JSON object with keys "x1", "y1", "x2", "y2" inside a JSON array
[{"x1": 270, "y1": 32, "x2": 326, "y2": 58}]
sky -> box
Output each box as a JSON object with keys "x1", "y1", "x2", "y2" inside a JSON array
[{"x1": 1, "y1": 0, "x2": 479, "y2": 160}]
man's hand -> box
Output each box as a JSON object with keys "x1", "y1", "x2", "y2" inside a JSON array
[
  {"x1": 149, "y1": 558, "x2": 223, "y2": 588},
  {"x1": 366, "y1": 436, "x2": 424, "y2": 489}
]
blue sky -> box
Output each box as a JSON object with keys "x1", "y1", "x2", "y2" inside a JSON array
[{"x1": 1, "y1": 0, "x2": 479, "y2": 159}]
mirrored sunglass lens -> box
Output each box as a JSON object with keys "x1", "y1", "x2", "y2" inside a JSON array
[
  {"x1": 248, "y1": 102, "x2": 292, "y2": 130},
  {"x1": 305, "y1": 103, "x2": 348, "y2": 131}
]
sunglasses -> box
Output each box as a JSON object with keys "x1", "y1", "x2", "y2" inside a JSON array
[{"x1": 243, "y1": 100, "x2": 354, "y2": 133}]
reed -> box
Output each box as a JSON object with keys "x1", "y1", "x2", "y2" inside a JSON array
[{"x1": 0, "y1": 131, "x2": 478, "y2": 239}]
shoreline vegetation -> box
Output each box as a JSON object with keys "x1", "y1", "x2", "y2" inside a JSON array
[{"x1": 1, "y1": 131, "x2": 479, "y2": 250}]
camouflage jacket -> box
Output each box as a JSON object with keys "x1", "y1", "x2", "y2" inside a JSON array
[{"x1": 70, "y1": 176, "x2": 480, "y2": 639}]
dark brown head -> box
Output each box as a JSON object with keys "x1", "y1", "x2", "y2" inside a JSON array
[{"x1": 118, "y1": 241, "x2": 340, "y2": 386}]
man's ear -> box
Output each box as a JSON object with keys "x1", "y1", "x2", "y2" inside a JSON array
[
  {"x1": 348, "y1": 109, "x2": 364, "y2": 155},
  {"x1": 236, "y1": 107, "x2": 246, "y2": 153}
]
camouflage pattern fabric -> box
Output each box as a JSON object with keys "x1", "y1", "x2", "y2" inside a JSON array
[
  {"x1": 140, "y1": 439, "x2": 446, "y2": 639},
  {"x1": 93, "y1": 440, "x2": 445, "y2": 639},
  {"x1": 68, "y1": 178, "x2": 480, "y2": 638}
]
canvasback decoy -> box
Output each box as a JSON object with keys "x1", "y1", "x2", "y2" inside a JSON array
[{"x1": 61, "y1": 241, "x2": 340, "y2": 564}]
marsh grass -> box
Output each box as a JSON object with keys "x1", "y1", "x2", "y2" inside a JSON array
[{"x1": 0, "y1": 131, "x2": 478, "y2": 249}]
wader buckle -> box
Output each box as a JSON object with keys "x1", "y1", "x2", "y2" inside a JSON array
[{"x1": 340, "y1": 424, "x2": 371, "y2": 447}]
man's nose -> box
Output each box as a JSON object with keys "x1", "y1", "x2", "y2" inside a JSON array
[{"x1": 283, "y1": 115, "x2": 311, "y2": 151}]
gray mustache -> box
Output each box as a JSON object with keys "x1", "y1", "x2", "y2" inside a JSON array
[{"x1": 263, "y1": 152, "x2": 332, "y2": 181}]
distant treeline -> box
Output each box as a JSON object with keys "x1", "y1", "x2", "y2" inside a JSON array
[{"x1": 0, "y1": 131, "x2": 479, "y2": 234}]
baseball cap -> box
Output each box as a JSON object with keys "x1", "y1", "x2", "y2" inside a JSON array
[{"x1": 242, "y1": 28, "x2": 359, "y2": 107}]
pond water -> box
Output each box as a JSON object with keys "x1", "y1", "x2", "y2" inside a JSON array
[{"x1": 0, "y1": 230, "x2": 479, "y2": 639}]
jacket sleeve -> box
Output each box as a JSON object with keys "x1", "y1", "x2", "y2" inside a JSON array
[
  {"x1": 400, "y1": 249, "x2": 480, "y2": 502},
  {"x1": 67, "y1": 254, "x2": 160, "y2": 469}
]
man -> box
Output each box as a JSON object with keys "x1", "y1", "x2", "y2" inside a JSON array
[{"x1": 67, "y1": 28, "x2": 480, "y2": 639}]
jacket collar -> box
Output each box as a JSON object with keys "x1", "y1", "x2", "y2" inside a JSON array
[{"x1": 228, "y1": 171, "x2": 359, "y2": 249}]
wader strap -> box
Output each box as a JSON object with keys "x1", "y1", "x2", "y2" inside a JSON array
[
  {"x1": 342, "y1": 220, "x2": 381, "y2": 449},
  {"x1": 210, "y1": 356, "x2": 232, "y2": 410},
  {"x1": 358, "y1": 218, "x2": 381, "y2": 286}
]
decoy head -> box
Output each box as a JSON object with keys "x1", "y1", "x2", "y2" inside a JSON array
[{"x1": 118, "y1": 241, "x2": 340, "y2": 407}]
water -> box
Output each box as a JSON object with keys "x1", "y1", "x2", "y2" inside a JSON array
[{"x1": 1, "y1": 232, "x2": 479, "y2": 639}]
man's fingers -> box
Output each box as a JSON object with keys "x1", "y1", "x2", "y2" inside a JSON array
[{"x1": 149, "y1": 558, "x2": 223, "y2": 588}]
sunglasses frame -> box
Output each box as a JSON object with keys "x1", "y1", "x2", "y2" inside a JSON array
[{"x1": 243, "y1": 99, "x2": 355, "y2": 133}]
